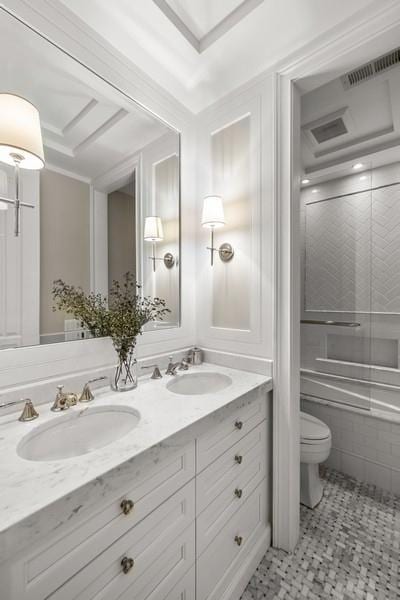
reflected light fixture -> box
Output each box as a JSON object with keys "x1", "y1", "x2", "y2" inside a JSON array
[
  {"x1": 0, "y1": 170, "x2": 8, "y2": 210},
  {"x1": 301, "y1": 178, "x2": 310, "y2": 185},
  {"x1": 144, "y1": 216, "x2": 175, "y2": 271},
  {"x1": 352, "y1": 162, "x2": 364, "y2": 170},
  {"x1": 0, "y1": 93, "x2": 45, "y2": 235},
  {"x1": 201, "y1": 195, "x2": 234, "y2": 266}
]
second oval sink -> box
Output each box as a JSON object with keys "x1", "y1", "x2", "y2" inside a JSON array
[
  {"x1": 166, "y1": 372, "x2": 232, "y2": 395},
  {"x1": 17, "y1": 405, "x2": 140, "y2": 462}
]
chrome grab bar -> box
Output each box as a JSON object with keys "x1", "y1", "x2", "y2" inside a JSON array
[{"x1": 301, "y1": 319, "x2": 360, "y2": 327}]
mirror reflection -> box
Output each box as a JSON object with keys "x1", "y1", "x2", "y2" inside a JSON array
[{"x1": 0, "y1": 10, "x2": 180, "y2": 349}]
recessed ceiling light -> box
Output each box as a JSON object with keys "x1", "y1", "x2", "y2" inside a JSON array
[
  {"x1": 301, "y1": 178, "x2": 310, "y2": 185},
  {"x1": 359, "y1": 175, "x2": 368, "y2": 181},
  {"x1": 311, "y1": 188, "x2": 319, "y2": 194},
  {"x1": 353, "y1": 163, "x2": 364, "y2": 170}
]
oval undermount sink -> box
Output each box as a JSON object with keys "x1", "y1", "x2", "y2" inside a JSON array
[
  {"x1": 17, "y1": 405, "x2": 140, "y2": 462},
  {"x1": 166, "y1": 372, "x2": 232, "y2": 395}
]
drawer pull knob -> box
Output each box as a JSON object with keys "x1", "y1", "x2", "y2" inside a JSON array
[
  {"x1": 121, "y1": 556, "x2": 135, "y2": 574},
  {"x1": 234, "y1": 420, "x2": 243, "y2": 430},
  {"x1": 234, "y1": 488, "x2": 243, "y2": 498},
  {"x1": 234, "y1": 454, "x2": 243, "y2": 464},
  {"x1": 234, "y1": 535, "x2": 243, "y2": 546},
  {"x1": 120, "y1": 499, "x2": 134, "y2": 515}
]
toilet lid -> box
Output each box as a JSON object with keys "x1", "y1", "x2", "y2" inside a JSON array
[{"x1": 300, "y1": 412, "x2": 330, "y2": 441}]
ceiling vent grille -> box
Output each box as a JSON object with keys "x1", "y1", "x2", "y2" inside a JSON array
[{"x1": 341, "y1": 47, "x2": 400, "y2": 89}]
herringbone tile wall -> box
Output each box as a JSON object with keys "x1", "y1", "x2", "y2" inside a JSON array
[{"x1": 305, "y1": 183, "x2": 400, "y2": 313}]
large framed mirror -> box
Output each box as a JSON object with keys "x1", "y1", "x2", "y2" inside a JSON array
[{"x1": 0, "y1": 8, "x2": 180, "y2": 350}]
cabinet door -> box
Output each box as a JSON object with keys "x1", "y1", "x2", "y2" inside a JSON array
[
  {"x1": 17, "y1": 442, "x2": 195, "y2": 600},
  {"x1": 197, "y1": 479, "x2": 267, "y2": 600},
  {"x1": 162, "y1": 566, "x2": 195, "y2": 600}
]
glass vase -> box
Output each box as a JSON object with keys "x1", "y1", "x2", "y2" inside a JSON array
[{"x1": 111, "y1": 348, "x2": 138, "y2": 392}]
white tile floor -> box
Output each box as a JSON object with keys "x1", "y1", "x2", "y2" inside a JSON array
[{"x1": 242, "y1": 468, "x2": 400, "y2": 599}]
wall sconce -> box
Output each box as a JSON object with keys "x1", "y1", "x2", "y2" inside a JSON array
[
  {"x1": 0, "y1": 94, "x2": 45, "y2": 236},
  {"x1": 201, "y1": 195, "x2": 234, "y2": 266},
  {"x1": 144, "y1": 215, "x2": 175, "y2": 271}
]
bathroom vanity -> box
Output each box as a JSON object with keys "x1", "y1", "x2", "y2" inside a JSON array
[{"x1": 0, "y1": 365, "x2": 272, "y2": 600}]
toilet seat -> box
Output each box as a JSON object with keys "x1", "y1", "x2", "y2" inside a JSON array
[
  {"x1": 301, "y1": 412, "x2": 330, "y2": 443},
  {"x1": 300, "y1": 412, "x2": 331, "y2": 464}
]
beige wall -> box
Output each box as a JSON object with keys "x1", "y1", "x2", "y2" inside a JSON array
[
  {"x1": 108, "y1": 185, "x2": 136, "y2": 289},
  {"x1": 211, "y1": 115, "x2": 251, "y2": 330},
  {"x1": 40, "y1": 169, "x2": 90, "y2": 337}
]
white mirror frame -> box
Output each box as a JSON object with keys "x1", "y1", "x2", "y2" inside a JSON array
[{"x1": 0, "y1": 2, "x2": 196, "y2": 392}]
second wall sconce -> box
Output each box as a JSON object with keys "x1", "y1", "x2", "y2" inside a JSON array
[
  {"x1": 144, "y1": 215, "x2": 175, "y2": 271},
  {"x1": 201, "y1": 195, "x2": 234, "y2": 266}
]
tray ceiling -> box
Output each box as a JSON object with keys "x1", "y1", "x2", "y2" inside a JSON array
[
  {"x1": 153, "y1": 0, "x2": 263, "y2": 52},
  {"x1": 59, "y1": 0, "x2": 388, "y2": 113}
]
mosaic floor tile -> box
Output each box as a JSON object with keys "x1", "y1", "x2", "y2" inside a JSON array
[{"x1": 241, "y1": 468, "x2": 400, "y2": 599}]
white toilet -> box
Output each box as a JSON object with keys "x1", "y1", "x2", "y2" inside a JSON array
[{"x1": 300, "y1": 411, "x2": 332, "y2": 508}]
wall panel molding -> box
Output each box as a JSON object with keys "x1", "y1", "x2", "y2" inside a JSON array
[{"x1": 196, "y1": 79, "x2": 274, "y2": 358}]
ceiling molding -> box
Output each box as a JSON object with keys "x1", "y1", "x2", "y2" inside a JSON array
[
  {"x1": 62, "y1": 98, "x2": 98, "y2": 135},
  {"x1": 43, "y1": 136, "x2": 75, "y2": 157},
  {"x1": 153, "y1": 0, "x2": 264, "y2": 53},
  {"x1": 73, "y1": 107, "x2": 128, "y2": 154}
]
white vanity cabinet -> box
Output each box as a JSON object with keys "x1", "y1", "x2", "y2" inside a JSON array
[
  {"x1": 1, "y1": 389, "x2": 271, "y2": 600},
  {"x1": 196, "y1": 392, "x2": 270, "y2": 600}
]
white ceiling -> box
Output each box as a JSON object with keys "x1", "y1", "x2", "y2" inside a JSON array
[
  {"x1": 0, "y1": 9, "x2": 172, "y2": 182},
  {"x1": 300, "y1": 64, "x2": 400, "y2": 177},
  {"x1": 60, "y1": 0, "x2": 387, "y2": 113}
]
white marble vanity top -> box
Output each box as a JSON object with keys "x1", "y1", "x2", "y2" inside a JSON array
[{"x1": 0, "y1": 363, "x2": 272, "y2": 561}]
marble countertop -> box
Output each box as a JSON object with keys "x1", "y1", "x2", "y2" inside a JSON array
[{"x1": 0, "y1": 363, "x2": 272, "y2": 561}]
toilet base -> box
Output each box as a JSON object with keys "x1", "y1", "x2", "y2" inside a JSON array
[{"x1": 300, "y1": 462, "x2": 324, "y2": 509}]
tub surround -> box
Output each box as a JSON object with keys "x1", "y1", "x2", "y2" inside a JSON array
[{"x1": 0, "y1": 363, "x2": 271, "y2": 563}]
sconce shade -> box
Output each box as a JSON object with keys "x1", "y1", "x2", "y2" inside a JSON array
[
  {"x1": 0, "y1": 94, "x2": 45, "y2": 170},
  {"x1": 144, "y1": 216, "x2": 164, "y2": 242},
  {"x1": 201, "y1": 195, "x2": 225, "y2": 228}
]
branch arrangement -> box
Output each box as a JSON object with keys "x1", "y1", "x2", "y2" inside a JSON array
[{"x1": 52, "y1": 272, "x2": 170, "y2": 362}]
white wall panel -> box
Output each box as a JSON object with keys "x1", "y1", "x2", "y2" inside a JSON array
[{"x1": 196, "y1": 78, "x2": 275, "y2": 362}]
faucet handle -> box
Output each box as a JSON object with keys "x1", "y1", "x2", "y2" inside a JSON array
[
  {"x1": 18, "y1": 399, "x2": 39, "y2": 422},
  {"x1": 179, "y1": 359, "x2": 190, "y2": 371},
  {"x1": 141, "y1": 365, "x2": 162, "y2": 379},
  {"x1": 79, "y1": 376, "x2": 107, "y2": 403}
]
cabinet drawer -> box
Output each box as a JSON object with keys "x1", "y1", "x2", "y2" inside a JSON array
[
  {"x1": 197, "y1": 420, "x2": 266, "y2": 514},
  {"x1": 48, "y1": 480, "x2": 195, "y2": 599},
  {"x1": 196, "y1": 395, "x2": 266, "y2": 471},
  {"x1": 22, "y1": 443, "x2": 195, "y2": 600},
  {"x1": 197, "y1": 422, "x2": 266, "y2": 554},
  {"x1": 196, "y1": 479, "x2": 267, "y2": 600}
]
